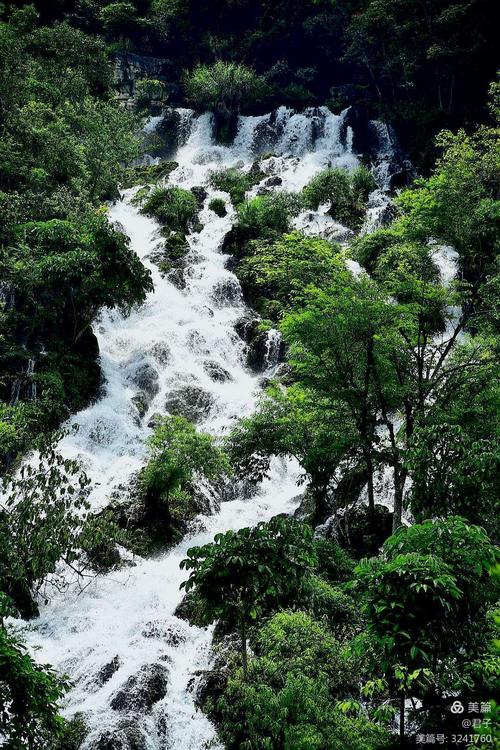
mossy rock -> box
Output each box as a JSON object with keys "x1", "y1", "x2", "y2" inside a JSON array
[
  {"x1": 174, "y1": 589, "x2": 207, "y2": 628},
  {"x1": 141, "y1": 186, "x2": 198, "y2": 233},
  {"x1": 121, "y1": 161, "x2": 178, "y2": 189},
  {"x1": 208, "y1": 198, "x2": 227, "y2": 217}
]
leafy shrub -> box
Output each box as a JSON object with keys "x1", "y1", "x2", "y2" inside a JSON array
[
  {"x1": 135, "y1": 78, "x2": 167, "y2": 110},
  {"x1": 382, "y1": 517, "x2": 499, "y2": 614},
  {"x1": 238, "y1": 231, "x2": 345, "y2": 318},
  {"x1": 184, "y1": 61, "x2": 266, "y2": 114},
  {"x1": 140, "y1": 414, "x2": 230, "y2": 520},
  {"x1": 217, "y1": 611, "x2": 389, "y2": 750},
  {"x1": 313, "y1": 538, "x2": 355, "y2": 583},
  {"x1": 141, "y1": 186, "x2": 198, "y2": 231},
  {"x1": 255, "y1": 611, "x2": 359, "y2": 695},
  {"x1": 0, "y1": 607, "x2": 68, "y2": 750},
  {"x1": 208, "y1": 197, "x2": 227, "y2": 217},
  {"x1": 181, "y1": 519, "x2": 317, "y2": 674},
  {"x1": 121, "y1": 161, "x2": 178, "y2": 189},
  {"x1": 209, "y1": 167, "x2": 254, "y2": 206},
  {"x1": 351, "y1": 228, "x2": 401, "y2": 273},
  {"x1": 351, "y1": 165, "x2": 377, "y2": 202},
  {"x1": 234, "y1": 192, "x2": 301, "y2": 248},
  {"x1": 302, "y1": 166, "x2": 375, "y2": 228},
  {"x1": 0, "y1": 431, "x2": 129, "y2": 617},
  {"x1": 300, "y1": 575, "x2": 361, "y2": 637},
  {"x1": 303, "y1": 167, "x2": 351, "y2": 211}
]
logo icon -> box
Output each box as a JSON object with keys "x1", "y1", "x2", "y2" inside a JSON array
[{"x1": 450, "y1": 701, "x2": 464, "y2": 715}]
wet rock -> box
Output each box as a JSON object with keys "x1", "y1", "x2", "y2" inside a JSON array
[
  {"x1": 147, "y1": 412, "x2": 163, "y2": 429},
  {"x1": 91, "y1": 719, "x2": 149, "y2": 750},
  {"x1": 190, "y1": 186, "x2": 208, "y2": 207},
  {"x1": 112, "y1": 52, "x2": 175, "y2": 112},
  {"x1": 246, "y1": 329, "x2": 285, "y2": 373},
  {"x1": 194, "y1": 633, "x2": 240, "y2": 723},
  {"x1": 142, "y1": 620, "x2": 187, "y2": 646},
  {"x1": 165, "y1": 384, "x2": 215, "y2": 422},
  {"x1": 293, "y1": 491, "x2": 322, "y2": 522},
  {"x1": 174, "y1": 590, "x2": 206, "y2": 628},
  {"x1": 167, "y1": 267, "x2": 187, "y2": 290},
  {"x1": 264, "y1": 175, "x2": 282, "y2": 187},
  {"x1": 340, "y1": 105, "x2": 377, "y2": 155},
  {"x1": 273, "y1": 362, "x2": 294, "y2": 384},
  {"x1": 319, "y1": 503, "x2": 393, "y2": 558},
  {"x1": 386, "y1": 160, "x2": 414, "y2": 190},
  {"x1": 92, "y1": 731, "x2": 129, "y2": 750},
  {"x1": 131, "y1": 392, "x2": 148, "y2": 422},
  {"x1": 186, "y1": 329, "x2": 210, "y2": 355},
  {"x1": 234, "y1": 313, "x2": 261, "y2": 343},
  {"x1": 110, "y1": 663, "x2": 169, "y2": 712},
  {"x1": 153, "y1": 108, "x2": 185, "y2": 157},
  {"x1": 218, "y1": 476, "x2": 257, "y2": 503},
  {"x1": 96, "y1": 656, "x2": 122, "y2": 686},
  {"x1": 211, "y1": 277, "x2": 242, "y2": 307},
  {"x1": 149, "y1": 341, "x2": 171, "y2": 366},
  {"x1": 246, "y1": 332, "x2": 268, "y2": 372},
  {"x1": 127, "y1": 363, "x2": 159, "y2": 400},
  {"x1": 203, "y1": 360, "x2": 233, "y2": 383}
]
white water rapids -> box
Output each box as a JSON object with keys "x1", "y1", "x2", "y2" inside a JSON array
[{"x1": 15, "y1": 107, "x2": 395, "y2": 750}]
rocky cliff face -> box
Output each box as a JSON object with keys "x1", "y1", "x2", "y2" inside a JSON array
[{"x1": 112, "y1": 52, "x2": 177, "y2": 111}]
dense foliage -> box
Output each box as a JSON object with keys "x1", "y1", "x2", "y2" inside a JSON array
[
  {"x1": 24, "y1": 0, "x2": 498, "y2": 160},
  {"x1": 0, "y1": 6, "x2": 152, "y2": 467},
  {"x1": 0, "y1": 2, "x2": 498, "y2": 749},
  {"x1": 140, "y1": 414, "x2": 230, "y2": 523}
]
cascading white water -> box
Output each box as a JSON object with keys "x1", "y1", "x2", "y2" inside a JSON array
[{"x1": 15, "y1": 106, "x2": 393, "y2": 750}]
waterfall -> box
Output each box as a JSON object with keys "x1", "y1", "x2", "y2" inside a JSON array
[
  {"x1": 263, "y1": 329, "x2": 283, "y2": 372},
  {"x1": 16, "y1": 107, "x2": 381, "y2": 750},
  {"x1": 9, "y1": 356, "x2": 36, "y2": 406}
]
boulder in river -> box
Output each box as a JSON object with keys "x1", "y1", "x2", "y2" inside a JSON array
[
  {"x1": 91, "y1": 718, "x2": 149, "y2": 750},
  {"x1": 246, "y1": 328, "x2": 285, "y2": 373},
  {"x1": 96, "y1": 656, "x2": 122, "y2": 687},
  {"x1": 211, "y1": 277, "x2": 242, "y2": 307},
  {"x1": 203, "y1": 360, "x2": 233, "y2": 383},
  {"x1": 127, "y1": 362, "x2": 159, "y2": 400},
  {"x1": 165, "y1": 384, "x2": 215, "y2": 422},
  {"x1": 234, "y1": 312, "x2": 261, "y2": 343},
  {"x1": 110, "y1": 663, "x2": 169, "y2": 712},
  {"x1": 149, "y1": 341, "x2": 171, "y2": 366}
]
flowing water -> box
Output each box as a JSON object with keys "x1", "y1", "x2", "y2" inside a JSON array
[{"x1": 15, "y1": 107, "x2": 395, "y2": 750}]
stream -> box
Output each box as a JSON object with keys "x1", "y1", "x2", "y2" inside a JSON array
[{"x1": 18, "y1": 106, "x2": 396, "y2": 750}]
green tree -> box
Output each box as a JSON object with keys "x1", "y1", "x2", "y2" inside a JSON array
[
  {"x1": 0, "y1": 594, "x2": 67, "y2": 750},
  {"x1": 239, "y1": 231, "x2": 347, "y2": 320},
  {"x1": 352, "y1": 518, "x2": 499, "y2": 742},
  {"x1": 0, "y1": 432, "x2": 89, "y2": 617},
  {"x1": 343, "y1": 0, "x2": 497, "y2": 159},
  {"x1": 100, "y1": 2, "x2": 138, "y2": 36},
  {"x1": 0, "y1": 9, "x2": 150, "y2": 457},
  {"x1": 181, "y1": 517, "x2": 317, "y2": 675},
  {"x1": 228, "y1": 383, "x2": 359, "y2": 521},
  {"x1": 395, "y1": 103, "x2": 500, "y2": 282},
  {"x1": 140, "y1": 415, "x2": 230, "y2": 520},
  {"x1": 217, "y1": 612, "x2": 389, "y2": 750},
  {"x1": 302, "y1": 166, "x2": 375, "y2": 229},
  {"x1": 406, "y1": 359, "x2": 500, "y2": 530},
  {"x1": 281, "y1": 276, "x2": 395, "y2": 523}
]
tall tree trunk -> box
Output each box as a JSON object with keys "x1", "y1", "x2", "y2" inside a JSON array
[
  {"x1": 363, "y1": 447, "x2": 376, "y2": 524},
  {"x1": 311, "y1": 473, "x2": 329, "y2": 524},
  {"x1": 400, "y1": 694, "x2": 405, "y2": 746},
  {"x1": 392, "y1": 468, "x2": 406, "y2": 532},
  {"x1": 240, "y1": 615, "x2": 248, "y2": 679}
]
